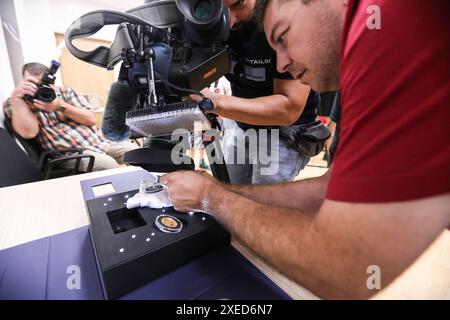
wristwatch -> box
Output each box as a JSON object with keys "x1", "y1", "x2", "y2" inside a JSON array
[{"x1": 59, "y1": 104, "x2": 66, "y2": 113}]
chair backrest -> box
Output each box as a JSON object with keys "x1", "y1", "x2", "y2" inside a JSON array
[
  {"x1": 0, "y1": 128, "x2": 42, "y2": 188},
  {"x1": 3, "y1": 115, "x2": 42, "y2": 163}
]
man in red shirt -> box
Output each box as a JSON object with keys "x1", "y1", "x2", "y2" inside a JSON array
[{"x1": 161, "y1": 0, "x2": 450, "y2": 298}]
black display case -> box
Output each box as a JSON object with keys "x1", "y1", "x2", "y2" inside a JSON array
[{"x1": 85, "y1": 190, "x2": 231, "y2": 299}]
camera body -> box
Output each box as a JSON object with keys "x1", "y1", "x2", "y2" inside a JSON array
[
  {"x1": 65, "y1": 0, "x2": 230, "y2": 106},
  {"x1": 120, "y1": 0, "x2": 230, "y2": 106},
  {"x1": 124, "y1": 40, "x2": 230, "y2": 103},
  {"x1": 24, "y1": 60, "x2": 60, "y2": 103},
  {"x1": 65, "y1": 0, "x2": 230, "y2": 139}
]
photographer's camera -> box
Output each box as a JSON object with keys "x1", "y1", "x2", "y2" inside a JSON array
[{"x1": 24, "y1": 60, "x2": 60, "y2": 103}]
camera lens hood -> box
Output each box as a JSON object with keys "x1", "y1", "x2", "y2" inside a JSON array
[{"x1": 176, "y1": 0, "x2": 223, "y2": 29}]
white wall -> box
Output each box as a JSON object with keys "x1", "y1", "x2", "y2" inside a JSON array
[
  {"x1": 0, "y1": 15, "x2": 15, "y2": 110},
  {"x1": 2, "y1": 0, "x2": 143, "y2": 88},
  {"x1": 48, "y1": 0, "x2": 143, "y2": 80},
  {"x1": 14, "y1": 0, "x2": 58, "y2": 65},
  {"x1": 1, "y1": 0, "x2": 144, "y2": 124},
  {"x1": 0, "y1": 0, "x2": 24, "y2": 85},
  {"x1": 14, "y1": 0, "x2": 129, "y2": 65},
  {"x1": 50, "y1": 0, "x2": 131, "y2": 42}
]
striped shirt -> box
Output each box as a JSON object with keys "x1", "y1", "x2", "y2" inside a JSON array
[{"x1": 3, "y1": 87, "x2": 109, "y2": 153}]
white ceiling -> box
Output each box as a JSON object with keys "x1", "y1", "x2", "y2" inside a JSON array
[{"x1": 87, "y1": 0, "x2": 146, "y2": 11}]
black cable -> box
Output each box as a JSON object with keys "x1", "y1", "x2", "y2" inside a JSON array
[{"x1": 164, "y1": 81, "x2": 206, "y2": 100}]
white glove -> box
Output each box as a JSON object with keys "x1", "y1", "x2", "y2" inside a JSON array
[{"x1": 126, "y1": 178, "x2": 173, "y2": 209}]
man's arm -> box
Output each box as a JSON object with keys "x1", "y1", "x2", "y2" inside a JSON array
[
  {"x1": 7, "y1": 76, "x2": 41, "y2": 139},
  {"x1": 202, "y1": 79, "x2": 311, "y2": 126},
  {"x1": 162, "y1": 171, "x2": 450, "y2": 299},
  {"x1": 211, "y1": 190, "x2": 450, "y2": 299},
  {"x1": 33, "y1": 98, "x2": 96, "y2": 127},
  {"x1": 225, "y1": 170, "x2": 330, "y2": 214}
]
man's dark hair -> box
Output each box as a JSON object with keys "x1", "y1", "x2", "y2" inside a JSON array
[
  {"x1": 254, "y1": 0, "x2": 312, "y2": 30},
  {"x1": 254, "y1": 0, "x2": 271, "y2": 30},
  {"x1": 22, "y1": 62, "x2": 49, "y2": 77}
]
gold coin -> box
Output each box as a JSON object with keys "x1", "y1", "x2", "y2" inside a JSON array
[{"x1": 161, "y1": 217, "x2": 179, "y2": 228}]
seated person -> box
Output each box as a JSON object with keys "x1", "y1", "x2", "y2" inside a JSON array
[{"x1": 3, "y1": 62, "x2": 139, "y2": 171}]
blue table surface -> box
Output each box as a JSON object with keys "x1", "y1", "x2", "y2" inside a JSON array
[
  {"x1": 0, "y1": 169, "x2": 290, "y2": 300},
  {"x1": 0, "y1": 226, "x2": 290, "y2": 300}
]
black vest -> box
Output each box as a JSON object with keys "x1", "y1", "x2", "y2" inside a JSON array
[{"x1": 225, "y1": 21, "x2": 318, "y2": 130}]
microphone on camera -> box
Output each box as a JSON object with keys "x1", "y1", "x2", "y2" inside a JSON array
[{"x1": 101, "y1": 80, "x2": 138, "y2": 141}]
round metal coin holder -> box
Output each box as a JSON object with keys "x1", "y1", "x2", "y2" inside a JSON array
[{"x1": 155, "y1": 214, "x2": 183, "y2": 234}]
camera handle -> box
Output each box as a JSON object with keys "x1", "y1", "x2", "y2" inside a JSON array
[
  {"x1": 134, "y1": 25, "x2": 159, "y2": 109},
  {"x1": 199, "y1": 107, "x2": 230, "y2": 183},
  {"x1": 144, "y1": 47, "x2": 158, "y2": 108},
  {"x1": 202, "y1": 130, "x2": 230, "y2": 183}
]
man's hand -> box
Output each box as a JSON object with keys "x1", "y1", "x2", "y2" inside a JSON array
[
  {"x1": 160, "y1": 171, "x2": 221, "y2": 212},
  {"x1": 33, "y1": 93, "x2": 97, "y2": 126},
  {"x1": 33, "y1": 97, "x2": 63, "y2": 113},
  {"x1": 189, "y1": 88, "x2": 222, "y2": 113},
  {"x1": 191, "y1": 80, "x2": 311, "y2": 126},
  {"x1": 11, "y1": 76, "x2": 40, "y2": 100}
]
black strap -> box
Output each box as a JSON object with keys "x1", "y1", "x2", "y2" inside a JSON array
[
  {"x1": 127, "y1": 1, "x2": 183, "y2": 28},
  {"x1": 64, "y1": 1, "x2": 182, "y2": 70}
]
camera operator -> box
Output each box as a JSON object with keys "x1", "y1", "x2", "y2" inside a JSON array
[
  {"x1": 162, "y1": 0, "x2": 450, "y2": 299},
  {"x1": 3, "y1": 62, "x2": 139, "y2": 172},
  {"x1": 193, "y1": 0, "x2": 324, "y2": 184}
]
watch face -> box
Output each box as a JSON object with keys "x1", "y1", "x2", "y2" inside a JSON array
[
  {"x1": 145, "y1": 184, "x2": 165, "y2": 194},
  {"x1": 155, "y1": 215, "x2": 183, "y2": 234}
]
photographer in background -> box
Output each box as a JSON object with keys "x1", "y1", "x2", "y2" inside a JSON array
[
  {"x1": 193, "y1": 0, "x2": 325, "y2": 185},
  {"x1": 3, "y1": 62, "x2": 139, "y2": 172}
]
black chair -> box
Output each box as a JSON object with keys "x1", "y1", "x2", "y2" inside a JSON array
[
  {"x1": 0, "y1": 127, "x2": 42, "y2": 187},
  {"x1": 3, "y1": 116, "x2": 95, "y2": 180}
]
